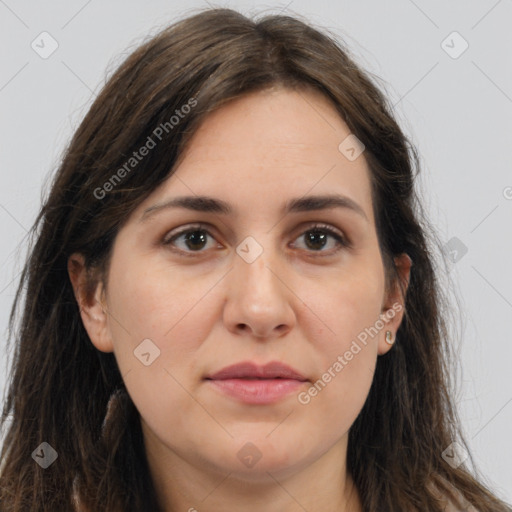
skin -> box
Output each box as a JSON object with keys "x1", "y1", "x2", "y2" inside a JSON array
[{"x1": 70, "y1": 86, "x2": 411, "y2": 512}]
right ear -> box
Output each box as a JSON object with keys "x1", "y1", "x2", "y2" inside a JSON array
[{"x1": 67, "y1": 253, "x2": 114, "y2": 353}]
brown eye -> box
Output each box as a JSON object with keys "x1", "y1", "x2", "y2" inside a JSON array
[
  {"x1": 162, "y1": 222, "x2": 349, "y2": 258},
  {"x1": 291, "y1": 224, "x2": 349, "y2": 255},
  {"x1": 179, "y1": 230, "x2": 209, "y2": 251},
  {"x1": 163, "y1": 225, "x2": 218, "y2": 255},
  {"x1": 304, "y1": 229, "x2": 330, "y2": 251}
]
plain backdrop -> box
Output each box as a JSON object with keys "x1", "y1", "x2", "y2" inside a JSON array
[{"x1": 1, "y1": 0, "x2": 511, "y2": 503}]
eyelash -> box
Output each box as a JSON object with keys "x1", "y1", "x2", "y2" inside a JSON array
[{"x1": 162, "y1": 223, "x2": 351, "y2": 258}]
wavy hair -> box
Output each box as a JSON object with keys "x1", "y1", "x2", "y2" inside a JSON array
[{"x1": 1, "y1": 7, "x2": 510, "y2": 512}]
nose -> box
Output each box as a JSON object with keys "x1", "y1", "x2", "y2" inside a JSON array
[{"x1": 222, "y1": 244, "x2": 296, "y2": 340}]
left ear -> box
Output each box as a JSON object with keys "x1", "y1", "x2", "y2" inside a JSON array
[{"x1": 377, "y1": 252, "x2": 412, "y2": 356}]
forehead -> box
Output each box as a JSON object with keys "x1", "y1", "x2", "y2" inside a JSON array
[{"x1": 141, "y1": 87, "x2": 374, "y2": 223}]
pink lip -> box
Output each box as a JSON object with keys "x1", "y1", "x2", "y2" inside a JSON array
[{"x1": 205, "y1": 361, "x2": 308, "y2": 405}]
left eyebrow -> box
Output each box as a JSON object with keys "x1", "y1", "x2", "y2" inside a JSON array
[
  {"x1": 285, "y1": 194, "x2": 368, "y2": 221},
  {"x1": 140, "y1": 193, "x2": 368, "y2": 222}
]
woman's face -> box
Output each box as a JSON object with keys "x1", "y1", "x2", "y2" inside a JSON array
[{"x1": 72, "y1": 86, "x2": 410, "y2": 487}]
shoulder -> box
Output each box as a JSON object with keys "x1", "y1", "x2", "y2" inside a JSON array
[
  {"x1": 442, "y1": 497, "x2": 478, "y2": 512},
  {"x1": 427, "y1": 477, "x2": 478, "y2": 512},
  {"x1": 72, "y1": 478, "x2": 92, "y2": 512}
]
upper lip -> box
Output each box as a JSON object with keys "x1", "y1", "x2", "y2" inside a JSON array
[{"x1": 206, "y1": 361, "x2": 308, "y2": 381}]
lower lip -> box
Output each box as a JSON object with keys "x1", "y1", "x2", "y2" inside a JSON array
[{"x1": 207, "y1": 378, "x2": 305, "y2": 404}]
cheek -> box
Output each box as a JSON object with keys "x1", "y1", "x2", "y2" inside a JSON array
[
  {"x1": 106, "y1": 253, "x2": 218, "y2": 347},
  {"x1": 310, "y1": 260, "x2": 384, "y2": 353},
  {"x1": 297, "y1": 262, "x2": 383, "y2": 428},
  {"x1": 104, "y1": 252, "x2": 224, "y2": 400},
  {"x1": 104, "y1": 259, "x2": 220, "y2": 442}
]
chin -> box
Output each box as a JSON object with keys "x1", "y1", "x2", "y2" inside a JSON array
[{"x1": 208, "y1": 436, "x2": 312, "y2": 482}]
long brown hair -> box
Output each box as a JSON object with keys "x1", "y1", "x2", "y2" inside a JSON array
[{"x1": 1, "y1": 7, "x2": 510, "y2": 512}]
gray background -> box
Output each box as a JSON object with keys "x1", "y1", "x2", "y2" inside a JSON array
[{"x1": 1, "y1": 0, "x2": 511, "y2": 502}]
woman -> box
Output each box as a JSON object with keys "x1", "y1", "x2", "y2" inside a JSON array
[{"x1": 0, "y1": 7, "x2": 510, "y2": 512}]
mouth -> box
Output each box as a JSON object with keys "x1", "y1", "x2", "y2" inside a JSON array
[
  {"x1": 205, "y1": 361, "x2": 308, "y2": 404},
  {"x1": 206, "y1": 361, "x2": 308, "y2": 381}
]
